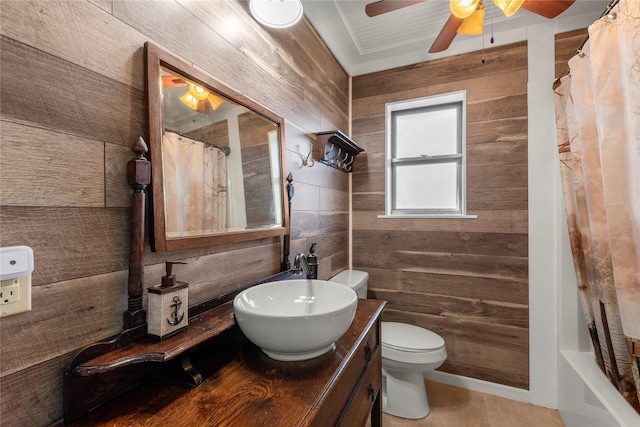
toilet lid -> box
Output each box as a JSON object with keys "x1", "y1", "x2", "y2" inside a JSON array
[{"x1": 382, "y1": 322, "x2": 445, "y2": 352}]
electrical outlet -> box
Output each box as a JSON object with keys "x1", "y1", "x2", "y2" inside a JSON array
[
  {"x1": 0, "y1": 276, "x2": 30, "y2": 316},
  {"x1": 1, "y1": 281, "x2": 20, "y2": 304},
  {"x1": 0, "y1": 246, "x2": 33, "y2": 317}
]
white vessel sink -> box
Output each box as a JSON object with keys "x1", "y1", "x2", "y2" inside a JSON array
[{"x1": 233, "y1": 279, "x2": 358, "y2": 361}]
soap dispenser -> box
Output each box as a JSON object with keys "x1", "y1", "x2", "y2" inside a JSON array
[
  {"x1": 148, "y1": 261, "x2": 189, "y2": 340},
  {"x1": 307, "y1": 242, "x2": 318, "y2": 280}
]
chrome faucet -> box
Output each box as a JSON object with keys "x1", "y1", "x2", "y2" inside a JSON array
[{"x1": 293, "y1": 253, "x2": 311, "y2": 277}]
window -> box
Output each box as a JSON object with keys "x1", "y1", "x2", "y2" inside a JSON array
[
  {"x1": 382, "y1": 91, "x2": 475, "y2": 218},
  {"x1": 268, "y1": 130, "x2": 282, "y2": 225}
]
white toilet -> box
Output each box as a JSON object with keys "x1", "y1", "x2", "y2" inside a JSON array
[{"x1": 329, "y1": 269, "x2": 447, "y2": 419}]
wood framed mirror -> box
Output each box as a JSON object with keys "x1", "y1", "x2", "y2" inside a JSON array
[{"x1": 145, "y1": 42, "x2": 289, "y2": 252}]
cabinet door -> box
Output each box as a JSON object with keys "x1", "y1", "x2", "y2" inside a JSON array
[{"x1": 338, "y1": 347, "x2": 382, "y2": 427}]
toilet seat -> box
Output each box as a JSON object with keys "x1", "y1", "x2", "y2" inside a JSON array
[
  {"x1": 381, "y1": 322, "x2": 447, "y2": 364},
  {"x1": 382, "y1": 322, "x2": 444, "y2": 351}
]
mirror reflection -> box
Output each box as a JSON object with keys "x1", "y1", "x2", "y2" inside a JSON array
[
  {"x1": 145, "y1": 42, "x2": 287, "y2": 252},
  {"x1": 160, "y1": 67, "x2": 282, "y2": 237}
]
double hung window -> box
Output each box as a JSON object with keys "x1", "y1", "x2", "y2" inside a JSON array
[{"x1": 383, "y1": 91, "x2": 473, "y2": 218}]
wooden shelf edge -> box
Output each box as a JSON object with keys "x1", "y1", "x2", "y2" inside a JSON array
[
  {"x1": 69, "y1": 271, "x2": 300, "y2": 377},
  {"x1": 72, "y1": 303, "x2": 235, "y2": 376}
]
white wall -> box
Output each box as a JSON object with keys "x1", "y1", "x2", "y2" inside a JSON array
[{"x1": 527, "y1": 20, "x2": 560, "y2": 409}]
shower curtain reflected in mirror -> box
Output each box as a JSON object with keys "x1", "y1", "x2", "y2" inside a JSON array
[
  {"x1": 554, "y1": 0, "x2": 640, "y2": 414},
  {"x1": 163, "y1": 130, "x2": 228, "y2": 237}
]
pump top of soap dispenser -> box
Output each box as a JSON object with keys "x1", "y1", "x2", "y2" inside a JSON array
[
  {"x1": 306, "y1": 242, "x2": 318, "y2": 279},
  {"x1": 308, "y1": 243, "x2": 318, "y2": 263},
  {"x1": 161, "y1": 261, "x2": 186, "y2": 288}
]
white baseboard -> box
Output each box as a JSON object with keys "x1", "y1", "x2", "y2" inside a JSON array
[{"x1": 424, "y1": 370, "x2": 530, "y2": 404}]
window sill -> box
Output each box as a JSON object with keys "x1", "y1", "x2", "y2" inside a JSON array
[{"x1": 377, "y1": 214, "x2": 478, "y2": 219}]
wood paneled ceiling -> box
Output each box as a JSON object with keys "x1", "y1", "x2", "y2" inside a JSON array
[{"x1": 302, "y1": 0, "x2": 609, "y2": 76}]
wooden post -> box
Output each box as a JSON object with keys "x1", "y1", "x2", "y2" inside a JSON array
[
  {"x1": 281, "y1": 172, "x2": 294, "y2": 271},
  {"x1": 124, "y1": 137, "x2": 151, "y2": 330}
]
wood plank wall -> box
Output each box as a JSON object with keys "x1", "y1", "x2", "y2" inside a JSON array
[
  {"x1": 0, "y1": 1, "x2": 349, "y2": 425},
  {"x1": 350, "y1": 30, "x2": 587, "y2": 391},
  {"x1": 238, "y1": 113, "x2": 277, "y2": 228},
  {"x1": 352, "y1": 42, "x2": 531, "y2": 389}
]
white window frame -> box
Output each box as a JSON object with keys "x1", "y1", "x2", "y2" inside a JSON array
[{"x1": 380, "y1": 90, "x2": 476, "y2": 219}]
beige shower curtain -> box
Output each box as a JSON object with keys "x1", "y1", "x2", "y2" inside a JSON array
[
  {"x1": 162, "y1": 130, "x2": 227, "y2": 236},
  {"x1": 554, "y1": 0, "x2": 639, "y2": 413}
]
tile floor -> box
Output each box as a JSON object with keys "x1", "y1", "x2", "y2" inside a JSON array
[{"x1": 381, "y1": 380, "x2": 566, "y2": 427}]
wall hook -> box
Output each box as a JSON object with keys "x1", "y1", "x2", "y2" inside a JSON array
[
  {"x1": 330, "y1": 147, "x2": 341, "y2": 165},
  {"x1": 343, "y1": 157, "x2": 354, "y2": 169},
  {"x1": 302, "y1": 142, "x2": 314, "y2": 167},
  {"x1": 325, "y1": 143, "x2": 335, "y2": 156}
]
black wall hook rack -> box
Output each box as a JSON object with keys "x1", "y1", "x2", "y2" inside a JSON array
[{"x1": 315, "y1": 130, "x2": 364, "y2": 173}]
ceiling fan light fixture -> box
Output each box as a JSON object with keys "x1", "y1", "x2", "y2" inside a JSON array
[
  {"x1": 180, "y1": 92, "x2": 198, "y2": 110},
  {"x1": 457, "y1": 2, "x2": 484, "y2": 35},
  {"x1": 493, "y1": 0, "x2": 525, "y2": 17},
  {"x1": 250, "y1": 0, "x2": 303, "y2": 29},
  {"x1": 450, "y1": 0, "x2": 480, "y2": 19},
  {"x1": 208, "y1": 94, "x2": 225, "y2": 110},
  {"x1": 188, "y1": 84, "x2": 210, "y2": 101},
  {"x1": 180, "y1": 90, "x2": 211, "y2": 114}
]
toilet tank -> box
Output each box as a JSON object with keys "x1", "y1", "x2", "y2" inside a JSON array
[{"x1": 329, "y1": 270, "x2": 368, "y2": 299}]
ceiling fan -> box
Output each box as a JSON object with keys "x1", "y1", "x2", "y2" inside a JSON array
[
  {"x1": 161, "y1": 75, "x2": 225, "y2": 114},
  {"x1": 365, "y1": 0, "x2": 576, "y2": 53}
]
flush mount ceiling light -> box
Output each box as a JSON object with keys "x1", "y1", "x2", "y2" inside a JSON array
[{"x1": 249, "y1": 0, "x2": 303, "y2": 28}]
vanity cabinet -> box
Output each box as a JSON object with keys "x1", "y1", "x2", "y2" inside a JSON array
[{"x1": 68, "y1": 299, "x2": 385, "y2": 426}]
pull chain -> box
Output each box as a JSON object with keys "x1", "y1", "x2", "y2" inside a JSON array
[
  {"x1": 490, "y1": 0, "x2": 495, "y2": 44},
  {"x1": 483, "y1": 1, "x2": 496, "y2": 64}
]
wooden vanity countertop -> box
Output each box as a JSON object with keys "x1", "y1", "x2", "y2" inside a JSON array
[{"x1": 70, "y1": 299, "x2": 385, "y2": 426}]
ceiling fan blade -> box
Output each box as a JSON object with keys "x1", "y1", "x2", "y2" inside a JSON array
[
  {"x1": 520, "y1": 0, "x2": 576, "y2": 19},
  {"x1": 365, "y1": 0, "x2": 427, "y2": 17},
  {"x1": 428, "y1": 15, "x2": 464, "y2": 53},
  {"x1": 161, "y1": 76, "x2": 187, "y2": 87}
]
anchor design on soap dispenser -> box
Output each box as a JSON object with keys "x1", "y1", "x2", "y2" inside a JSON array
[{"x1": 167, "y1": 295, "x2": 185, "y2": 326}]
